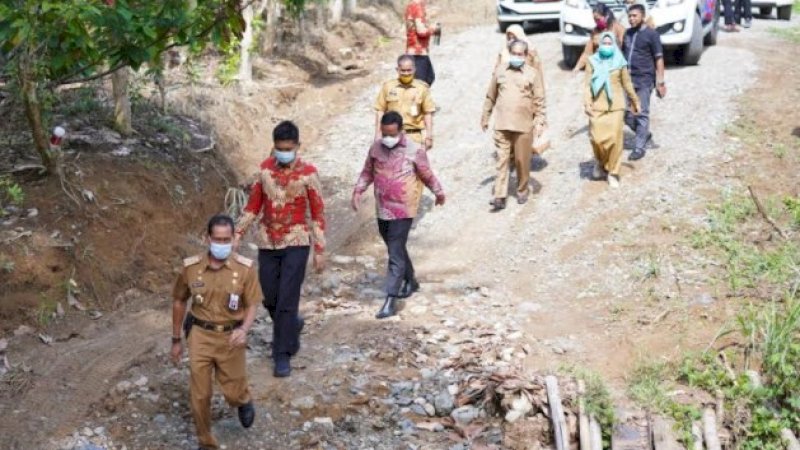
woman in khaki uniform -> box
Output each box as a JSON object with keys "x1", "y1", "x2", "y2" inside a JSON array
[
  {"x1": 495, "y1": 25, "x2": 550, "y2": 154},
  {"x1": 574, "y1": 4, "x2": 626, "y2": 72},
  {"x1": 583, "y1": 32, "x2": 640, "y2": 188}
]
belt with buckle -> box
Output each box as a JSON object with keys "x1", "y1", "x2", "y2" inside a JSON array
[
  {"x1": 192, "y1": 317, "x2": 242, "y2": 333},
  {"x1": 404, "y1": 129, "x2": 423, "y2": 134}
]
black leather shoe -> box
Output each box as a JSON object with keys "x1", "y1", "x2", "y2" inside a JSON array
[
  {"x1": 376, "y1": 296, "x2": 397, "y2": 319},
  {"x1": 628, "y1": 149, "x2": 646, "y2": 161},
  {"x1": 490, "y1": 198, "x2": 506, "y2": 211},
  {"x1": 292, "y1": 316, "x2": 305, "y2": 355},
  {"x1": 646, "y1": 133, "x2": 660, "y2": 150},
  {"x1": 273, "y1": 354, "x2": 291, "y2": 378},
  {"x1": 238, "y1": 401, "x2": 255, "y2": 428},
  {"x1": 399, "y1": 279, "x2": 420, "y2": 299}
]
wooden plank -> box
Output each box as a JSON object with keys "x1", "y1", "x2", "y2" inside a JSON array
[
  {"x1": 545, "y1": 375, "x2": 570, "y2": 450},
  {"x1": 590, "y1": 415, "x2": 603, "y2": 450},
  {"x1": 578, "y1": 381, "x2": 591, "y2": 450},
  {"x1": 702, "y1": 407, "x2": 722, "y2": 450},
  {"x1": 782, "y1": 428, "x2": 800, "y2": 450}
]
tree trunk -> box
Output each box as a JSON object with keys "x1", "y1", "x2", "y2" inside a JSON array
[
  {"x1": 111, "y1": 67, "x2": 133, "y2": 136},
  {"x1": 260, "y1": 0, "x2": 281, "y2": 55},
  {"x1": 20, "y1": 64, "x2": 53, "y2": 172},
  {"x1": 238, "y1": 2, "x2": 255, "y2": 82},
  {"x1": 344, "y1": 0, "x2": 356, "y2": 17},
  {"x1": 330, "y1": 0, "x2": 344, "y2": 23}
]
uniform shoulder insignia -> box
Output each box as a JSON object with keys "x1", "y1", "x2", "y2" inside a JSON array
[
  {"x1": 183, "y1": 255, "x2": 201, "y2": 267},
  {"x1": 233, "y1": 254, "x2": 253, "y2": 267}
]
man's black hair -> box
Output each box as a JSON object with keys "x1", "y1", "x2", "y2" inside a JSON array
[
  {"x1": 273, "y1": 120, "x2": 300, "y2": 143},
  {"x1": 397, "y1": 54, "x2": 416, "y2": 67},
  {"x1": 628, "y1": 4, "x2": 646, "y2": 15},
  {"x1": 207, "y1": 214, "x2": 235, "y2": 235},
  {"x1": 381, "y1": 111, "x2": 404, "y2": 129}
]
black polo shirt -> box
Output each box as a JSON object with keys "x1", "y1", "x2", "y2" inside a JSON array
[{"x1": 622, "y1": 26, "x2": 663, "y2": 86}]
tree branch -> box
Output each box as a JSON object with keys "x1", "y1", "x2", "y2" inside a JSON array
[{"x1": 51, "y1": 0, "x2": 257, "y2": 87}]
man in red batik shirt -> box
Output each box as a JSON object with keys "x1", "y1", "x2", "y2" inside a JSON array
[
  {"x1": 236, "y1": 120, "x2": 326, "y2": 378},
  {"x1": 405, "y1": 0, "x2": 439, "y2": 86}
]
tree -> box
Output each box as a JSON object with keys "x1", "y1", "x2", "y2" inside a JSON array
[{"x1": 0, "y1": 0, "x2": 248, "y2": 173}]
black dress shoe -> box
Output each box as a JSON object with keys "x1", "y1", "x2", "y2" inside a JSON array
[
  {"x1": 376, "y1": 296, "x2": 397, "y2": 319},
  {"x1": 273, "y1": 354, "x2": 291, "y2": 378},
  {"x1": 628, "y1": 149, "x2": 646, "y2": 161},
  {"x1": 399, "y1": 279, "x2": 420, "y2": 298},
  {"x1": 238, "y1": 401, "x2": 255, "y2": 428},
  {"x1": 490, "y1": 198, "x2": 506, "y2": 211},
  {"x1": 646, "y1": 133, "x2": 660, "y2": 150},
  {"x1": 293, "y1": 316, "x2": 305, "y2": 355}
]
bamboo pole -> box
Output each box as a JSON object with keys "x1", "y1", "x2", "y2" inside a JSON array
[{"x1": 546, "y1": 375, "x2": 570, "y2": 450}]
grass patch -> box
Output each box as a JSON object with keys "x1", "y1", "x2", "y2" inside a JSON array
[
  {"x1": 690, "y1": 193, "x2": 799, "y2": 292},
  {"x1": 629, "y1": 191, "x2": 800, "y2": 449},
  {"x1": 769, "y1": 26, "x2": 800, "y2": 44},
  {"x1": 561, "y1": 365, "x2": 616, "y2": 446}
]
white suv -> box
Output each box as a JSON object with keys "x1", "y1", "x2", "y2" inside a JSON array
[
  {"x1": 747, "y1": 0, "x2": 793, "y2": 19},
  {"x1": 560, "y1": 0, "x2": 720, "y2": 67},
  {"x1": 497, "y1": 0, "x2": 563, "y2": 32}
]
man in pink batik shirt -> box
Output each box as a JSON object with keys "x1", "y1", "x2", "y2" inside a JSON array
[{"x1": 351, "y1": 111, "x2": 446, "y2": 319}]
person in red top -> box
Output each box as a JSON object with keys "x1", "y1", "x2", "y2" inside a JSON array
[
  {"x1": 405, "y1": 0, "x2": 440, "y2": 86},
  {"x1": 235, "y1": 120, "x2": 326, "y2": 378}
]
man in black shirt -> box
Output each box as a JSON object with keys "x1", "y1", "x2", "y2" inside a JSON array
[{"x1": 622, "y1": 4, "x2": 667, "y2": 161}]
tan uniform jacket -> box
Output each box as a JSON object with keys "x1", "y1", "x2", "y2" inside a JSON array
[
  {"x1": 583, "y1": 65, "x2": 641, "y2": 112},
  {"x1": 172, "y1": 253, "x2": 261, "y2": 324},
  {"x1": 374, "y1": 79, "x2": 436, "y2": 131},
  {"x1": 481, "y1": 65, "x2": 545, "y2": 133}
]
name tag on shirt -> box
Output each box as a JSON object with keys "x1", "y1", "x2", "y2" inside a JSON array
[{"x1": 228, "y1": 294, "x2": 240, "y2": 311}]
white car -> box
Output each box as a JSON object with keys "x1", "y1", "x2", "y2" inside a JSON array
[
  {"x1": 733, "y1": 0, "x2": 793, "y2": 19},
  {"x1": 560, "y1": 0, "x2": 720, "y2": 67},
  {"x1": 497, "y1": 0, "x2": 563, "y2": 32}
]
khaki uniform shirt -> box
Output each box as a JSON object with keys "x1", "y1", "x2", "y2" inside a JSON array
[
  {"x1": 481, "y1": 65, "x2": 545, "y2": 134},
  {"x1": 374, "y1": 79, "x2": 436, "y2": 132},
  {"x1": 172, "y1": 253, "x2": 261, "y2": 324}
]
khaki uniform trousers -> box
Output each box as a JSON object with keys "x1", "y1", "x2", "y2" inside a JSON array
[
  {"x1": 189, "y1": 327, "x2": 251, "y2": 449},
  {"x1": 589, "y1": 110, "x2": 625, "y2": 176},
  {"x1": 493, "y1": 129, "x2": 532, "y2": 199}
]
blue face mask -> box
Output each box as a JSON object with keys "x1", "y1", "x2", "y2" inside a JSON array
[
  {"x1": 509, "y1": 56, "x2": 525, "y2": 69},
  {"x1": 274, "y1": 150, "x2": 296, "y2": 165},
  {"x1": 599, "y1": 45, "x2": 615, "y2": 59},
  {"x1": 209, "y1": 242, "x2": 232, "y2": 260}
]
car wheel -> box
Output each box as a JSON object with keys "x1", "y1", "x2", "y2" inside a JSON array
[
  {"x1": 676, "y1": 14, "x2": 703, "y2": 65},
  {"x1": 777, "y1": 4, "x2": 792, "y2": 19},
  {"x1": 499, "y1": 21, "x2": 512, "y2": 32},
  {"x1": 759, "y1": 6, "x2": 773, "y2": 15},
  {"x1": 562, "y1": 44, "x2": 580, "y2": 69},
  {"x1": 704, "y1": 0, "x2": 720, "y2": 46}
]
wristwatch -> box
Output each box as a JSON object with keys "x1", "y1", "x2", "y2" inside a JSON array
[{"x1": 171, "y1": 336, "x2": 182, "y2": 344}]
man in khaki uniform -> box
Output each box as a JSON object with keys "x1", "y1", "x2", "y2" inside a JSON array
[
  {"x1": 481, "y1": 40, "x2": 545, "y2": 211},
  {"x1": 374, "y1": 54, "x2": 436, "y2": 150},
  {"x1": 171, "y1": 214, "x2": 261, "y2": 450}
]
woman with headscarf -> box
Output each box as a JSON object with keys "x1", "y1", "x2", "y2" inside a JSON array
[
  {"x1": 496, "y1": 25, "x2": 545, "y2": 92},
  {"x1": 573, "y1": 4, "x2": 625, "y2": 72},
  {"x1": 583, "y1": 32, "x2": 640, "y2": 188},
  {"x1": 495, "y1": 25, "x2": 550, "y2": 153}
]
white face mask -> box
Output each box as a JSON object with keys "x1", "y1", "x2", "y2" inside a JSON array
[{"x1": 381, "y1": 135, "x2": 400, "y2": 149}]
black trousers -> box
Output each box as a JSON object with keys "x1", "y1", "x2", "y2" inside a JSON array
[
  {"x1": 412, "y1": 55, "x2": 436, "y2": 87},
  {"x1": 723, "y1": 0, "x2": 736, "y2": 24},
  {"x1": 735, "y1": 0, "x2": 752, "y2": 22},
  {"x1": 258, "y1": 246, "x2": 309, "y2": 358},
  {"x1": 378, "y1": 218, "x2": 415, "y2": 297},
  {"x1": 624, "y1": 79, "x2": 654, "y2": 153}
]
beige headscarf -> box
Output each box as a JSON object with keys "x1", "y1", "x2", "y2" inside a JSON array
[{"x1": 498, "y1": 24, "x2": 529, "y2": 66}]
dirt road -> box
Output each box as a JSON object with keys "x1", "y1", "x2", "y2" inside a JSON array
[{"x1": 3, "y1": 13, "x2": 799, "y2": 450}]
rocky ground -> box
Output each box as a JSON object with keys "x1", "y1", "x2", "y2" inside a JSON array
[{"x1": 1, "y1": 5, "x2": 799, "y2": 450}]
